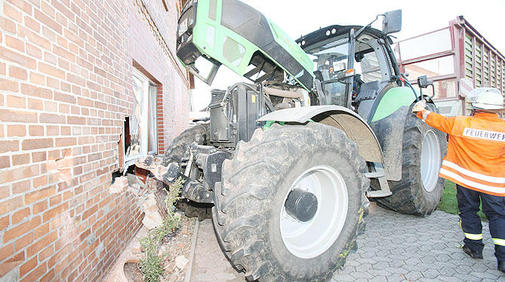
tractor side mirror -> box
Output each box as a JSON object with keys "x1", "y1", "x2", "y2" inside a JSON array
[
  {"x1": 417, "y1": 75, "x2": 433, "y2": 88},
  {"x1": 382, "y1": 10, "x2": 402, "y2": 34}
]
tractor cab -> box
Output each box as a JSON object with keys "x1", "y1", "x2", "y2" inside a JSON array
[{"x1": 297, "y1": 10, "x2": 405, "y2": 122}]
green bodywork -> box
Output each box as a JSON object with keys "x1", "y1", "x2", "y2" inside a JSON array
[
  {"x1": 190, "y1": 0, "x2": 314, "y2": 90},
  {"x1": 371, "y1": 87, "x2": 416, "y2": 122}
]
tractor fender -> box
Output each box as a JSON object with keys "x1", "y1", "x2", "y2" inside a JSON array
[
  {"x1": 258, "y1": 105, "x2": 383, "y2": 163},
  {"x1": 369, "y1": 106, "x2": 410, "y2": 181}
]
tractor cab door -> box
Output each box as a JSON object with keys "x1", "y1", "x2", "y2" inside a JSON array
[
  {"x1": 304, "y1": 28, "x2": 396, "y2": 119},
  {"x1": 350, "y1": 32, "x2": 397, "y2": 122}
]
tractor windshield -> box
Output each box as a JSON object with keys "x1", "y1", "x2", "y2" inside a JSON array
[{"x1": 306, "y1": 38, "x2": 350, "y2": 106}]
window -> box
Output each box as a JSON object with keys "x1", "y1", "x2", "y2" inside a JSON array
[{"x1": 130, "y1": 69, "x2": 158, "y2": 159}]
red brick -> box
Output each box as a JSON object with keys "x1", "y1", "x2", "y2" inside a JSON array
[
  {"x1": 0, "y1": 47, "x2": 35, "y2": 69},
  {"x1": 38, "y1": 244, "x2": 54, "y2": 262},
  {"x1": 0, "y1": 140, "x2": 19, "y2": 154},
  {"x1": 3, "y1": 2, "x2": 21, "y2": 22},
  {"x1": 27, "y1": 98, "x2": 43, "y2": 110},
  {"x1": 0, "y1": 216, "x2": 8, "y2": 230},
  {"x1": 12, "y1": 208, "x2": 30, "y2": 225},
  {"x1": 7, "y1": 125, "x2": 26, "y2": 137},
  {"x1": 6, "y1": 0, "x2": 32, "y2": 14},
  {"x1": 54, "y1": 91, "x2": 76, "y2": 104},
  {"x1": 25, "y1": 186, "x2": 56, "y2": 204},
  {"x1": 40, "y1": 269, "x2": 55, "y2": 282},
  {"x1": 24, "y1": 15, "x2": 40, "y2": 32},
  {"x1": 3, "y1": 216, "x2": 40, "y2": 242},
  {"x1": 29, "y1": 72, "x2": 44, "y2": 86},
  {"x1": 19, "y1": 257, "x2": 36, "y2": 278},
  {"x1": 6, "y1": 95, "x2": 26, "y2": 108},
  {"x1": 0, "y1": 196, "x2": 22, "y2": 215},
  {"x1": 0, "y1": 109, "x2": 37, "y2": 123},
  {"x1": 33, "y1": 200, "x2": 48, "y2": 214},
  {"x1": 12, "y1": 179, "x2": 30, "y2": 194},
  {"x1": 39, "y1": 113, "x2": 65, "y2": 124},
  {"x1": 22, "y1": 138, "x2": 53, "y2": 150},
  {"x1": 46, "y1": 125, "x2": 59, "y2": 135},
  {"x1": 26, "y1": 43, "x2": 42, "y2": 59},
  {"x1": 29, "y1": 125, "x2": 44, "y2": 136},
  {"x1": 0, "y1": 244, "x2": 14, "y2": 261},
  {"x1": 32, "y1": 151, "x2": 47, "y2": 163},
  {"x1": 42, "y1": 202, "x2": 68, "y2": 222},
  {"x1": 33, "y1": 175, "x2": 47, "y2": 188},
  {"x1": 0, "y1": 16, "x2": 16, "y2": 33},
  {"x1": 49, "y1": 194, "x2": 61, "y2": 206},
  {"x1": 27, "y1": 231, "x2": 57, "y2": 257},
  {"x1": 0, "y1": 156, "x2": 10, "y2": 169},
  {"x1": 38, "y1": 62, "x2": 65, "y2": 79},
  {"x1": 0, "y1": 78, "x2": 19, "y2": 92},
  {"x1": 0, "y1": 165, "x2": 39, "y2": 183},
  {"x1": 15, "y1": 232, "x2": 33, "y2": 250},
  {"x1": 55, "y1": 137, "x2": 76, "y2": 146},
  {"x1": 5, "y1": 35, "x2": 24, "y2": 52},
  {"x1": 21, "y1": 84, "x2": 52, "y2": 99},
  {"x1": 21, "y1": 261, "x2": 46, "y2": 282},
  {"x1": 67, "y1": 116, "x2": 85, "y2": 124}
]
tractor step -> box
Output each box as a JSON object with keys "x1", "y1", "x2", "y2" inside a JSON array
[
  {"x1": 366, "y1": 190, "x2": 392, "y2": 198},
  {"x1": 365, "y1": 164, "x2": 392, "y2": 198}
]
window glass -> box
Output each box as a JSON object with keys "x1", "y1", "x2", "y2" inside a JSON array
[
  {"x1": 398, "y1": 28, "x2": 452, "y2": 60},
  {"x1": 356, "y1": 51, "x2": 381, "y2": 83}
]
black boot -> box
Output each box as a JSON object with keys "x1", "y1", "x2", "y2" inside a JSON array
[
  {"x1": 463, "y1": 245, "x2": 483, "y2": 259},
  {"x1": 498, "y1": 261, "x2": 505, "y2": 274}
]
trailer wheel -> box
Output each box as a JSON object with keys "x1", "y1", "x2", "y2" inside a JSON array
[
  {"x1": 377, "y1": 104, "x2": 447, "y2": 216},
  {"x1": 213, "y1": 123, "x2": 369, "y2": 281}
]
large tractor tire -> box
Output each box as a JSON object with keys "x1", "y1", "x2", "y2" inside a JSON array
[
  {"x1": 161, "y1": 123, "x2": 209, "y2": 165},
  {"x1": 212, "y1": 123, "x2": 369, "y2": 281},
  {"x1": 162, "y1": 123, "x2": 212, "y2": 219},
  {"x1": 377, "y1": 104, "x2": 447, "y2": 216}
]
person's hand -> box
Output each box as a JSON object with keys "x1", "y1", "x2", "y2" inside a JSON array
[{"x1": 412, "y1": 100, "x2": 426, "y2": 113}]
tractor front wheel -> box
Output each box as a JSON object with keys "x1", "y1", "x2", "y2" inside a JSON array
[{"x1": 212, "y1": 123, "x2": 369, "y2": 281}]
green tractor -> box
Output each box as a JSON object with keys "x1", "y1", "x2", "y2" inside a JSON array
[{"x1": 147, "y1": 0, "x2": 447, "y2": 280}]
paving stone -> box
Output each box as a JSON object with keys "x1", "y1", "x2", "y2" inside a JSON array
[{"x1": 332, "y1": 203, "x2": 505, "y2": 281}]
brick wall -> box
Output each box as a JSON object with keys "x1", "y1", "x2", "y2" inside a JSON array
[{"x1": 0, "y1": 0, "x2": 189, "y2": 281}]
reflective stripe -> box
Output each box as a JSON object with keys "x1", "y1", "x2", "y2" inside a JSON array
[
  {"x1": 443, "y1": 161, "x2": 505, "y2": 184},
  {"x1": 493, "y1": 238, "x2": 505, "y2": 246},
  {"x1": 440, "y1": 168, "x2": 505, "y2": 194},
  {"x1": 465, "y1": 233, "x2": 483, "y2": 240},
  {"x1": 422, "y1": 110, "x2": 431, "y2": 122}
]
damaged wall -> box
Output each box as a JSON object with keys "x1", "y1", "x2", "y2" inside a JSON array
[{"x1": 0, "y1": 0, "x2": 190, "y2": 281}]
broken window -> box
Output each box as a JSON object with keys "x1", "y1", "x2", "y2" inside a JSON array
[{"x1": 126, "y1": 69, "x2": 158, "y2": 165}]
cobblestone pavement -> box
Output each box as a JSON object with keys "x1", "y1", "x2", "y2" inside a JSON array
[{"x1": 332, "y1": 203, "x2": 505, "y2": 281}]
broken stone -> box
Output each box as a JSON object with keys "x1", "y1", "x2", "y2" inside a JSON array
[
  {"x1": 110, "y1": 176, "x2": 128, "y2": 194},
  {"x1": 175, "y1": 255, "x2": 189, "y2": 270},
  {"x1": 142, "y1": 209, "x2": 163, "y2": 230}
]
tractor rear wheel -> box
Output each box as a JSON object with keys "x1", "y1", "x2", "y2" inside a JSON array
[
  {"x1": 377, "y1": 105, "x2": 447, "y2": 216},
  {"x1": 212, "y1": 123, "x2": 369, "y2": 281}
]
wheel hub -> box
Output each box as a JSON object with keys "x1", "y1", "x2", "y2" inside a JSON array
[{"x1": 284, "y1": 189, "x2": 318, "y2": 222}]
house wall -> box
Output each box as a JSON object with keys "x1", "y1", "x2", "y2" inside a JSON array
[{"x1": 0, "y1": 0, "x2": 189, "y2": 281}]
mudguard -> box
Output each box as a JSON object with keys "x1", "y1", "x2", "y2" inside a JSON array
[
  {"x1": 258, "y1": 105, "x2": 384, "y2": 163},
  {"x1": 370, "y1": 106, "x2": 410, "y2": 181}
]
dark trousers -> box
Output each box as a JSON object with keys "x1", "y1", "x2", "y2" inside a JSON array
[{"x1": 457, "y1": 184, "x2": 505, "y2": 262}]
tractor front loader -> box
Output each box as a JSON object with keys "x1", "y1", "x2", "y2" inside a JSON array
[{"x1": 138, "y1": 0, "x2": 448, "y2": 280}]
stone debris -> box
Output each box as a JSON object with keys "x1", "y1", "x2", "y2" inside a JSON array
[
  {"x1": 47, "y1": 149, "x2": 74, "y2": 185},
  {"x1": 109, "y1": 176, "x2": 128, "y2": 194},
  {"x1": 175, "y1": 255, "x2": 189, "y2": 270},
  {"x1": 142, "y1": 193, "x2": 164, "y2": 229}
]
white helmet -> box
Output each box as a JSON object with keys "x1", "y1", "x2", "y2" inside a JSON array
[{"x1": 467, "y1": 87, "x2": 504, "y2": 110}]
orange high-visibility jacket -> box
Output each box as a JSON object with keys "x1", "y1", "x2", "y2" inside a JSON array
[{"x1": 417, "y1": 110, "x2": 505, "y2": 196}]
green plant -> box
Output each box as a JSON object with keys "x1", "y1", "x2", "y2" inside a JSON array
[
  {"x1": 139, "y1": 178, "x2": 183, "y2": 282},
  {"x1": 437, "y1": 181, "x2": 486, "y2": 220}
]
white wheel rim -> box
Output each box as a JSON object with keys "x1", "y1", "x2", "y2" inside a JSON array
[
  {"x1": 420, "y1": 130, "x2": 441, "y2": 192},
  {"x1": 280, "y1": 165, "x2": 348, "y2": 259}
]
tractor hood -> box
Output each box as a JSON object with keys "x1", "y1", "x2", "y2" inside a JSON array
[{"x1": 176, "y1": 0, "x2": 314, "y2": 91}]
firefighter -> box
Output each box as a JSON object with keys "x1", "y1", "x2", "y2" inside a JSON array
[{"x1": 412, "y1": 87, "x2": 505, "y2": 272}]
